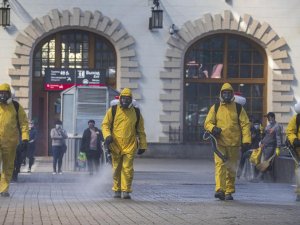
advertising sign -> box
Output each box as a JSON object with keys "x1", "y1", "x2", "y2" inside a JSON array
[{"x1": 44, "y1": 68, "x2": 106, "y2": 91}]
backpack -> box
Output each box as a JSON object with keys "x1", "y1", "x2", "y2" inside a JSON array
[
  {"x1": 214, "y1": 102, "x2": 242, "y2": 125},
  {"x1": 111, "y1": 105, "x2": 140, "y2": 131}
]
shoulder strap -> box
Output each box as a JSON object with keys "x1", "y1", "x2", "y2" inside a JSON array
[
  {"x1": 12, "y1": 100, "x2": 19, "y2": 112},
  {"x1": 235, "y1": 103, "x2": 242, "y2": 126},
  {"x1": 111, "y1": 105, "x2": 117, "y2": 131},
  {"x1": 12, "y1": 100, "x2": 21, "y2": 135},
  {"x1": 235, "y1": 103, "x2": 242, "y2": 118},
  {"x1": 134, "y1": 107, "x2": 140, "y2": 131},
  {"x1": 296, "y1": 113, "x2": 300, "y2": 133},
  {"x1": 214, "y1": 103, "x2": 220, "y2": 114}
]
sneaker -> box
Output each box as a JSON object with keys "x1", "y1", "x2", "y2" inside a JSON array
[
  {"x1": 27, "y1": 169, "x2": 31, "y2": 173},
  {"x1": 58, "y1": 172, "x2": 63, "y2": 175},
  {"x1": 214, "y1": 191, "x2": 225, "y2": 200},
  {"x1": 122, "y1": 192, "x2": 131, "y2": 199},
  {"x1": 113, "y1": 191, "x2": 121, "y2": 198},
  {"x1": 52, "y1": 172, "x2": 57, "y2": 175},
  {"x1": 296, "y1": 195, "x2": 300, "y2": 202},
  {"x1": 0, "y1": 192, "x2": 10, "y2": 197},
  {"x1": 225, "y1": 194, "x2": 234, "y2": 200}
]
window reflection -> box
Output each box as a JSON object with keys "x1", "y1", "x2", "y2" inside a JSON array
[
  {"x1": 185, "y1": 61, "x2": 223, "y2": 79},
  {"x1": 34, "y1": 38, "x2": 55, "y2": 77},
  {"x1": 185, "y1": 61, "x2": 208, "y2": 79}
]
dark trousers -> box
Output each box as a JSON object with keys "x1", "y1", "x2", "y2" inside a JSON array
[
  {"x1": 13, "y1": 144, "x2": 26, "y2": 180},
  {"x1": 52, "y1": 146, "x2": 64, "y2": 172},
  {"x1": 86, "y1": 150, "x2": 101, "y2": 174},
  {"x1": 27, "y1": 143, "x2": 35, "y2": 169}
]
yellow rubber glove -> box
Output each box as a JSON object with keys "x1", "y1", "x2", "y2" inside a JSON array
[{"x1": 276, "y1": 147, "x2": 280, "y2": 156}]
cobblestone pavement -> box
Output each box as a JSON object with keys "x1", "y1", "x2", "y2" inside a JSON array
[{"x1": 1, "y1": 157, "x2": 300, "y2": 225}]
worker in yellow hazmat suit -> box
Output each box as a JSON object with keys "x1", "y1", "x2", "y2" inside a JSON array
[
  {"x1": 102, "y1": 88, "x2": 147, "y2": 199},
  {"x1": 204, "y1": 83, "x2": 251, "y2": 200},
  {"x1": 0, "y1": 83, "x2": 29, "y2": 197},
  {"x1": 286, "y1": 102, "x2": 300, "y2": 201}
]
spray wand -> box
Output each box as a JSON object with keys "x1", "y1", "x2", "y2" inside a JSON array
[
  {"x1": 103, "y1": 143, "x2": 112, "y2": 165},
  {"x1": 284, "y1": 140, "x2": 300, "y2": 167},
  {"x1": 203, "y1": 131, "x2": 227, "y2": 163}
]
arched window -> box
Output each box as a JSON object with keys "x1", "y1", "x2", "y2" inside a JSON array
[
  {"x1": 184, "y1": 34, "x2": 267, "y2": 142},
  {"x1": 33, "y1": 29, "x2": 117, "y2": 87}
]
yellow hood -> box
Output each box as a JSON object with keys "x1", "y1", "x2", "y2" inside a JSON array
[
  {"x1": 120, "y1": 88, "x2": 132, "y2": 97},
  {"x1": 220, "y1": 83, "x2": 234, "y2": 92},
  {"x1": 0, "y1": 83, "x2": 11, "y2": 92},
  {"x1": 220, "y1": 83, "x2": 234, "y2": 102}
]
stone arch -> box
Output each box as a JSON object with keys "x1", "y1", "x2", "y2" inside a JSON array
[
  {"x1": 159, "y1": 10, "x2": 294, "y2": 143},
  {"x1": 9, "y1": 8, "x2": 142, "y2": 112}
]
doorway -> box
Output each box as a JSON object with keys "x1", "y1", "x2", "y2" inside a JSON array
[{"x1": 32, "y1": 29, "x2": 117, "y2": 156}]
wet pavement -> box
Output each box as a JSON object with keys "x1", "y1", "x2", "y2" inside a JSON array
[{"x1": 1, "y1": 157, "x2": 300, "y2": 225}]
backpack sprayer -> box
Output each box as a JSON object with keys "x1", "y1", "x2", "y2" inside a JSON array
[{"x1": 203, "y1": 131, "x2": 228, "y2": 163}]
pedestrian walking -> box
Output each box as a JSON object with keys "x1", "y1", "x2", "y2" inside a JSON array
[
  {"x1": 204, "y1": 83, "x2": 251, "y2": 201},
  {"x1": 102, "y1": 88, "x2": 147, "y2": 199},
  {"x1": 0, "y1": 83, "x2": 29, "y2": 197},
  {"x1": 80, "y1": 120, "x2": 104, "y2": 175},
  {"x1": 50, "y1": 120, "x2": 68, "y2": 175},
  {"x1": 27, "y1": 120, "x2": 37, "y2": 173}
]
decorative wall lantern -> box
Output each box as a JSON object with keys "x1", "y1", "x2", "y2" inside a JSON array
[
  {"x1": 0, "y1": 0, "x2": 10, "y2": 27},
  {"x1": 149, "y1": 0, "x2": 163, "y2": 30}
]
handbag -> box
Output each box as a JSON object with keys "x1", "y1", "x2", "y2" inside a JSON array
[
  {"x1": 249, "y1": 147, "x2": 262, "y2": 165},
  {"x1": 77, "y1": 152, "x2": 87, "y2": 168}
]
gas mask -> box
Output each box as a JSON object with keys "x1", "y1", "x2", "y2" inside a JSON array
[
  {"x1": 120, "y1": 95, "x2": 132, "y2": 109},
  {"x1": 0, "y1": 91, "x2": 11, "y2": 104},
  {"x1": 221, "y1": 90, "x2": 234, "y2": 103}
]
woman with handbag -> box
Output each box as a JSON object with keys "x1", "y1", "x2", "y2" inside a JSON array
[
  {"x1": 80, "y1": 120, "x2": 104, "y2": 175},
  {"x1": 50, "y1": 120, "x2": 68, "y2": 174}
]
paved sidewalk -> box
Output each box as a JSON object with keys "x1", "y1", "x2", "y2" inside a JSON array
[{"x1": 1, "y1": 157, "x2": 300, "y2": 225}]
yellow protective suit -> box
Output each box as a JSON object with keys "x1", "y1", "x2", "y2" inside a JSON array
[
  {"x1": 102, "y1": 88, "x2": 147, "y2": 193},
  {"x1": 204, "y1": 83, "x2": 251, "y2": 195},
  {"x1": 286, "y1": 114, "x2": 300, "y2": 194},
  {"x1": 0, "y1": 83, "x2": 29, "y2": 193}
]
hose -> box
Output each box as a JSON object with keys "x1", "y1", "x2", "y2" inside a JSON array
[
  {"x1": 283, "y1": 141, "x2": 300, "y2": 167},
  {"x1": 203, "y1": 131, "x2": 227, "y2": 163}
]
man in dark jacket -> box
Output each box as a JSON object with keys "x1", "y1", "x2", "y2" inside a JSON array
[{"x1": 80, "y1": 120, "x2": 104, "y2": 175}]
